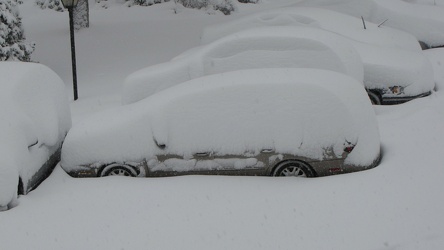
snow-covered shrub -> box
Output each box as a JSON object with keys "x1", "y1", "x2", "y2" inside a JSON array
[
  {"x1": 238, "y1": 0, "x2": 259, "y2": 3},
  {"x1": 96, "y1": 0, "x2": 169, "y2": 7},
  {"x1": 174, "y1": 0, "x2": 237, "y2": 15},
  {"x1": 0, "y1": 0, "x2": 35, "y2": 61},
  {"x1": 35, "y1": 0, "x2": 64, "y2": 12}
]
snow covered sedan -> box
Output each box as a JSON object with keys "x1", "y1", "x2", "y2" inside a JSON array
[
  {"x1": 294, "y1": 0, "x2": 444, "y2": 49},
  {"x1": 200, "y1": 7, "x2": 435, "y2": 105},
  {"x1": 122, "y1": 26, "x2": 364, "y2": 104},
  {"x1": 61, "y1": 68, "x2": 381, "y2": 179},
  {"x1": 0, "y1": 62, "x2": 71, "y2": 211}
]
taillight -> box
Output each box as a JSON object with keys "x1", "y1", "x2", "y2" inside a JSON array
[
  {"x1": 344, "y1": 140, "x2": 355, "y2": 153},
  {"x1": 344, "y1": 146, "x2": 355, "y2": 153}
]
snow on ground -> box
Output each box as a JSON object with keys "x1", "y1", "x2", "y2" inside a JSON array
[{"x1": 0, "y1": 1, "x2": 443, "y2": 249}]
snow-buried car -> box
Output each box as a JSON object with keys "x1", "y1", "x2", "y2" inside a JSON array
[
  {"x1": 0, "y1": 62, "x2": 71, "y2": 211},
  {"x1": 122, "y1": 26, "x2": 364, "y2": 105},
  {"x1": 61, "y1": 68, "x2": 380, "y2": 178},
  {"x1": 200, "y1": 7, "x2": 435, "y2": 105}
]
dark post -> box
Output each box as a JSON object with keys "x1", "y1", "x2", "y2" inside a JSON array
[{"x1": 68, "y1": 7, "x2": 78, "y2": 100}]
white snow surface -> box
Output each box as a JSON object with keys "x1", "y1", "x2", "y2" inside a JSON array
[
  {"x1": 0, "y1": 1, "x2": 443, "y2": 249},
  {"x1": 294, "y1": 0, "x2": 444, "y2": 47},
  {"x1": 122, "y1": 26, "x2": 364, "y2": 104},
  {"x1": 61, "y1": 68, "x2": 379, "y2": 171},
  {"x1": 0, "y1": 62, "x2": 71, "y2": 207}
]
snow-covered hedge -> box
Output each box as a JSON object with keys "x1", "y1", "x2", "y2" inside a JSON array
[
  {"x1": 35, "y1": 0, "x2": 64, "y2": 11},
  {"x1": 174, "y1": 0, "x2": 236, "y2": 15}
]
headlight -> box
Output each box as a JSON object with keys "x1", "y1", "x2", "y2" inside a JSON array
[{"x1": 387, "y1": 86, "x2": 405, "y2": 95}]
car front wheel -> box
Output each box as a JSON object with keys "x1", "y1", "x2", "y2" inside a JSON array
[
  {"x1": 272, "y1": 160, "x2": 314, "y2": 177},
  {"x1": 100, "y1": 164, "x2": 137, "y2": 177}
]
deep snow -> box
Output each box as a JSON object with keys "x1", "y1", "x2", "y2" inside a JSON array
[{"x1": 0, "y1": 0, "x2": 443, "y2": 250}]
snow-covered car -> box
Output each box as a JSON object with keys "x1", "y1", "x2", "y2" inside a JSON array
[
  {"x1": 294, "y1": 0, "x2": 444, "y2": 49},
  {"x1": 201, "y1": 7, "x2": 422, "y2": 52},
  {"x1": 122, "y1": 26, "x2": 364, "y2": 104},
  {"x1": 61, "y1": 68, "x2": 381, "y2": 179},
  {"x1": 0, "y1": 62, "x2": 71, "y2": 211},
  {"x1": 200, "y1": 7, "x2": 435, "y2": 105}
]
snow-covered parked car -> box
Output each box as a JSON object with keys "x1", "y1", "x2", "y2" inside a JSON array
[
  {"x1": 200, "y1": 7, "x2": 435, "y2": 105},
  {"x1": 61, "y1": 68, "x2": 380, "y2": 179},
  {"x1": 294, "y1": 0, "x2": 444, "y2": 49},
  {"x1": 122, "y1": 26, "x2": 364, "y2": 104},
  {"x1": 0, "y1": 62, "x2": 71, "y2": 211},
  {"x1": 201, "y1": 7, "x2": 423, "y2": 52}
]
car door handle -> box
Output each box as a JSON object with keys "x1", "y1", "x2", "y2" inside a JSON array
[{"x1": 195, "y1": 152, "x2": 210, "y2": 157}]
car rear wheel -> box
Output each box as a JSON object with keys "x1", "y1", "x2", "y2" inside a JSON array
[
  {"x1": 100, "y1": 164, "x2": 137, "y2": 177},
  {"x1": 368, "y1": 90, "x2": 382, "y2": 105},
  {"x1": 272, "y1": 160, "x2": 314, "y2": 177}
]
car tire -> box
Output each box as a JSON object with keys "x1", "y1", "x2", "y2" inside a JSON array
[
  {"x1": 367, "y1": 90, "x2": 382, "y2": 105},
  {"x1": 272, "y1": 160, "x2": 314, "y2": 177},
  {"x1": 100, "y1": 164, "x2": 137, "y2": 177}
]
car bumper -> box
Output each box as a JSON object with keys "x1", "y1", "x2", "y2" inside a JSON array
[
  {"x1": 382, "y1": 91, "x2": 431, "y2": 105},
  {"x1": 65, "y1": 166, "x2": 98, "y2": 178}
]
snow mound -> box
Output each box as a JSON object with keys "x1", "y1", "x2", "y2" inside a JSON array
[
  {"x1": 122, "y1": 26, "x2": 364, "y2": 104},
  {"x1": 62, "y1": 68, "x2": 379, "y2": 173}
]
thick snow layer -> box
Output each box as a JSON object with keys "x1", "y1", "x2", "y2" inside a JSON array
[
  {"x1": 424, "y1": 48, "x2": 444, "y2": 91},
  {"x1": 122, "y1": 26, "x2": 364, "y2": 104},
  {"x1": 202, "y1": 7, "x2": 422, "y2": 51},
  {"x1": 1, "y1": 1, "x2": 443, "y2": 249},
  {"x1": 62, "y1": 68, "x2": 379, "y2": 171},
  {"x1": 0, "y1": 62, "x2": 71, "y2": 206},
  {"x1": 354, "y1": 43, "x2": 434, "y2": 93},
  {"x1": 403, "y1": 0, "x2": 444, "y2": 6},
  {"x1": 200, "y1": 7, "x2": 434, "y2": 96},
  {"x1": 295, "y1": 0, "x2": 444, "y2": 47}
]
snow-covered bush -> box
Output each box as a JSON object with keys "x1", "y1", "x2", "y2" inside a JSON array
[
  {"x1": 0, "y1": 0, "x2": 35, "y2": 61},
  {"x1": 238, "y1": 0, "x2": 259, "y2": 3},
  {"x1": 174, "y1": 0, "x2": 237, "y2": 15},
  {"x1": 35, "y1": 0, "x2": 64, "y2": 12},
  {"x1": 96, "y1": 0, "x2": 169, "y2": 8}
]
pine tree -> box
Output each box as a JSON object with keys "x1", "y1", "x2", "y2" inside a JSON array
[{"x1": 0, "y1": 0, "x2": 35, "y2": 61}]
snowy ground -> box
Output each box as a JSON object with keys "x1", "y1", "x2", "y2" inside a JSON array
[{"x1": 0, "y1": 1, "x2": 444, "y2": 249}]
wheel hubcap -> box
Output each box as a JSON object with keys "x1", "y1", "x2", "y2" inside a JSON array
[
  {"x1": 280, "y1": 166, "x2": 306, "y2": 177},
  {"x1": 109, "y1": 169, "x2": 131, "y2": 176}
]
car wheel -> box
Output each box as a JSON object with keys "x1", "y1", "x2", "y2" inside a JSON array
[
  {"x1": 100, "y1": 164, "x2": 137, "y2": 177},
  {"x1": 272, "y1": 160, "x2": 314, "y2": 177},
  {"x1": 367, "y1": 90, "x2": 382, "y2": 105}
]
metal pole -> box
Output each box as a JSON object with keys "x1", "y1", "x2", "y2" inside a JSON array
[{"x1": 68, "y1": 7, "x2": 78, "y2": 101}]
